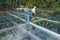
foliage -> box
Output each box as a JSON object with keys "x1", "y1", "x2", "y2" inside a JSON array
[
  {"x1": 0, "y1": 0, "x2": 60, "y2": 9},
  {"x1": 20, "y1": 0, "x2": 60, "y2": 8}
]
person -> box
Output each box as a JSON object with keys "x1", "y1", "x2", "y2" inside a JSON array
[
  {"x1": 24, "y1": 6, "x2": 29, "y2": 22},
  {"x1": 31, "y1": 6, "x2": 36, "y2": 22},
  {"x1": 24, "y1": 6, "x2": 30, "y2": 31}
]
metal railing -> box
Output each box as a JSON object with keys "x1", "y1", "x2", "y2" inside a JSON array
[
  {"x1": 0, "y1": 24, "x2": 41, "y2": 40},
  {"x1": 8, "y1": 13, "x2": 60, "y2": 40}
]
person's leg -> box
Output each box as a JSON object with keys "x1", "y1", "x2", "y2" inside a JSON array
[
  {"x1": 31, "y1": 13, "x2": 35, "y2": 22},
  {"x1": 24, "y1": 15, "x2": 27, "y2": 21},
  {"x1": 25, "y1": 15, "x2": 30, "y2": 31},
  {"x1": 31, "y1": 13, "x2": 34, "y2": 22},
  {"x1": 26, "y1": 22, "x2": 30, "y2": 31}
]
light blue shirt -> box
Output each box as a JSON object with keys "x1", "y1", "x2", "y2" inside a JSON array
[{"x1": 24, "y1": 10, "x2": 29, "y2": 21}]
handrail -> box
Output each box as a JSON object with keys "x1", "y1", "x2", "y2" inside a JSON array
[
  {"x1": 35, "y1": 17, "x2": 60, "y2": 24},
  {"x1": 12, "y1": 12, "x2": 60, "y2": 24},
  {"x1": 0, "y1": 24, "x2": 41, "y2": 40},
  {"x1": 8, "y1": 13, "x2": 60, "y2": 40}
]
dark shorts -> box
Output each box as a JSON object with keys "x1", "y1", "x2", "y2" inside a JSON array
[{"x1": 32, "y1": 13, "x2": 35, "y2": 17}]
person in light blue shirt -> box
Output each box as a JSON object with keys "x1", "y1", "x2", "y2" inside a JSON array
[
  {"x1": 24, "y1": 10, "x2": 29, "y2": 22},
  {"x1": 24, "y1": 6, "x2": 30, "y2": 31},
  {"x1": 24, "y1": 7, "x2": 29, "y2": 22}
]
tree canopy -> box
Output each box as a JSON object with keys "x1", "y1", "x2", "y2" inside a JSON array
[
  {"x1": 20, "y1": 0, "x2": 60, "y2": 8},
  {"x1": 0, "y1": 0, "x2": 60, "y2": 10}
]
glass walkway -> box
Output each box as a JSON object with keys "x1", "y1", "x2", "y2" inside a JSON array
[{"x1": 0, "y1": 11, "x2": 60, "y2": 40}]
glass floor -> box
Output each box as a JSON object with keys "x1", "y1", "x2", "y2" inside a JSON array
[{"x1": 0, "y1": 12, "x2": 60, "y2": 40}]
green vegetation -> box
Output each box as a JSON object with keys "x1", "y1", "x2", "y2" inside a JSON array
[
  {"x1": 0, "y1": 0, "x2": 20, "y2": 10},
  {"x1": 0, "y1": 0, "x2": 60, "y2": 8},
  {"x1": 20, "y1": 0, "x2": 60, "y2": 8}
]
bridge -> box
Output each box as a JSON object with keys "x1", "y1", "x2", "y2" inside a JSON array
[{"x1": 0, "y1": 11, "x2": 60, "y2": 40}]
